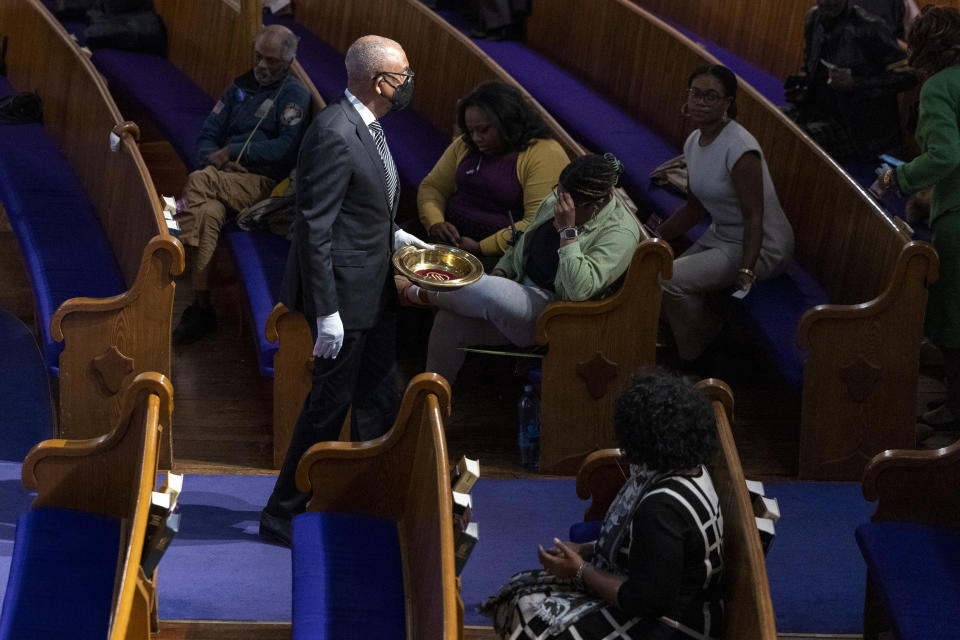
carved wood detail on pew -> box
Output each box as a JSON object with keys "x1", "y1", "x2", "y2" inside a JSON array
[
  {"x1": 797, "y1": 241, "x2": 939, "y2": 479},
  {"x1": 53, "y1": 235, "x2": 183, "y2": 469},
  {"x1": 536, "y1": 237, "x2": 673, "y2": 474}
]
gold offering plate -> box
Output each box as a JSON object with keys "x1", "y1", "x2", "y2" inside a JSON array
[{"x1": 392, "y1": 245, "x2": 484, "y2": 291}]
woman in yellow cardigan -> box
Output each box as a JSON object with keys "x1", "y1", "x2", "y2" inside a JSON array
[{"x1": 417, "y1": 81, "x2": 569, "y2": 261}]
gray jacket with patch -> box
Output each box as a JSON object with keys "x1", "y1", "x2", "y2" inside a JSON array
[{"x1": 196, "y1": 69, "x2": 310, "y2": 180}]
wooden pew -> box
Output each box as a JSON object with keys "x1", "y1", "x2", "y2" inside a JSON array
[
  {"x1": 293, "y1": 372, "x2": 462, "y2": 639},
  {"x1": 526, "y1": 0, "x2": 939, "y2": 480},
  {"x1": 0, "y1": 372, "x2": 172, "y2": 640},
  {"x1": 536, "y1": 240, "x2": 672, "y2": 473},
  {"x1": 0, "y1": 0, "x2": 184, "y2": 465},
  {"x1": 857, "y1": 437, "x2": 960, "y2": 638},
  {"x1": 268, "y1": 0, "x2": 671, "y2": 474},
  {"x1": 574, "y1": 379, "x2": 778, "y2": 639}
]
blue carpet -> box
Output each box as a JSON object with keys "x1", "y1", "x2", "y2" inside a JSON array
[
  {"x1": 0, "y1": 310, "x2": 53, "y2": 462},
  {"x1": 0, "y1": 466, "x2": 874, "y2": 633}
]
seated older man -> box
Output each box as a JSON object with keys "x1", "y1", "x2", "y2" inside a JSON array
[{"x1": 173, "y1": 23, "x2": 310, "y2": 344}]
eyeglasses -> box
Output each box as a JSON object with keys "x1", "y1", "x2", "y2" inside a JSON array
[
  {"x1": 375, "y1": 69, "x2": 415, "y2": 81},
  {"x1": 687, "y1": 88, "x2": 725, "y2": 105}
]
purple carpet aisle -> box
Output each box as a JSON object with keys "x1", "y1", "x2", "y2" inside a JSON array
[{"x1": 0, "y1": 463, "x2": 874, "y2": 633}]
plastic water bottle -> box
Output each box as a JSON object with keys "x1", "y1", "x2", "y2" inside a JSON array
[{"x1": 517, "y1": 384, "x2": 540, "y2": 470}]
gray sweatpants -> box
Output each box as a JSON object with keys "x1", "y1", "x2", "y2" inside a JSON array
[{"x1": 424, "y1": 274, "x2": 555, "y2": 384}]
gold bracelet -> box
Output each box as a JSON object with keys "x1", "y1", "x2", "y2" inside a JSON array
[
  {"x1": 883, "y1": 169, "x2": 899, "y2": 192},
  {"x1": 738, "y1": 267, "x2": 756, "y2": 280},
  {"x1": 575, "y1": 561, "x2": 587, "y2": 588}
]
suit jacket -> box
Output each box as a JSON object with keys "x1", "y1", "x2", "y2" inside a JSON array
[{"x1": 282, "y1": 95, "x2": 399, "y2": 330}]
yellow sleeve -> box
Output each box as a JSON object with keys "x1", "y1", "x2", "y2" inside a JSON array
[
  {"x1": 417, "y1": 137, "x2": 470, "y2": 231},
  {"x1": 478, "y1": 139, "x2": 570, "y2": 255}
]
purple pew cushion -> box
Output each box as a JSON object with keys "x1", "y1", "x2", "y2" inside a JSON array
[
  {"x1": 222, "y1": 221, "x2": 291, "y2": 378},
  {"x1": 292, "y1": 511, "x2": 406, "y2": 640},
  {"x1": 90, "y1": 49, "x2": 213, "y2": 171},
  {"x1": 0, "y1": 77, "x2": 126, "y2": 375},
  {"x1": 738, "y1": 261, "x2": 829, "y2": 389},
  {"x1": 264, "y1": 12, "x2": 450, "y2": 193},
  {"x1": 856, "y1": 521, "x2": 960, "y2": 640},
  {"x1": 0, "y1": 508, "x2": 121, "y2": 640}
]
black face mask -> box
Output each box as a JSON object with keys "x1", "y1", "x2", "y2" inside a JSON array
[{"x1": 384, "y1": 75, "x2": 415, "y2": 111}]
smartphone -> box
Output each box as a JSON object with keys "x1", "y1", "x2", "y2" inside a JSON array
[{"x1": 879, "y1": 153, "x2": 904, "y2": 167}]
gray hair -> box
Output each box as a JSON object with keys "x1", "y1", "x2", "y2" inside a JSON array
[
  {"x1": 258, "y1": 24, "x2": 299, "y2": 62},
  {"x1": 345, "y1": 35, "x2": 401, "y2": 81}
]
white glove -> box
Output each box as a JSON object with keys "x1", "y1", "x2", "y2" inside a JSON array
[
  {"x1": 314, "y1": 312, "x2": 343, "y2": 359},
  {"x1": 393, "y1": 228, "x2": 434, "y2": 251}
]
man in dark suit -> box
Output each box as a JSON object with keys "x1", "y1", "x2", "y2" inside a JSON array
[{"x1": 259, "y1": 35, "x2": 430, "y2": 546}]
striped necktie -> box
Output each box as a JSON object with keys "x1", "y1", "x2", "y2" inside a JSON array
[{"x1": 368, "y1": 120, "x2": 399, "y2": 208}]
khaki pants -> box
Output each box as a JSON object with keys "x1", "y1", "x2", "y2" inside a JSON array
[{"x1": 178, "y1": 165, "x2": 275, "y2": 290}]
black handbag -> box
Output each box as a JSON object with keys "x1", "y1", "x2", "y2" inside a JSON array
[
  {"x1": 85, "y1": 9, "x2": 167, "y2": 55},
  {"x1": 53, "y1": 0, "x2": 98, "y2": 21},
  {"x1": 0, "y1": 92, "x2": 43, "y2": 125}
]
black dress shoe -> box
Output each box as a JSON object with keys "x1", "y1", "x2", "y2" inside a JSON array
[
  {"x1": 172, "y1": 304, "x2": 217, "y2": 345},
  {"x1": 259, "y1": 509, "x2": 292, "y2": 548}
]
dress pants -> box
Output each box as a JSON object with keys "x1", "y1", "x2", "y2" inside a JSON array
[{"x1": 263, "y1": 309, "x2": 400, "y2": 521}]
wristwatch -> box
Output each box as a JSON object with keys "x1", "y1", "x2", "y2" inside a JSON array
[{"x1": 559, "y1": 226, "x2": 579, "y2": 240}]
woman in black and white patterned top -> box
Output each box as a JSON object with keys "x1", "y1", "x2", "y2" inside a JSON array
[{"x1": 481, "y1": 370, "x2": 724, "y2": 639}]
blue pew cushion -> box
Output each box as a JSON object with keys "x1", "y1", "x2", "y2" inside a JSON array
[
  {"x1": 0, "y1": 77, "x2": 126, "y2": 375},
  {"x1": 222, "y1": 221, "x2": 291, "y2": 377},
  {"x1": 292, "y1": 511, "x2": 406, "y2": 640},
  {"x1": 856, "y1": 521, "x2": 960, "y2": 640},
  {"x1": 569, "y1": 519, "x2": 603, "y2": 544},
  {"x1": 737, "y1": 261, "x2": 829, "y2": 389},
  {"x1": 0, "y1": 507, "x2": 122, "y2": 640}
]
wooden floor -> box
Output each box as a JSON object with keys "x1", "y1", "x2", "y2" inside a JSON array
[{"x1": 1, "y1": 222, "x2": 952, "y2": 640}]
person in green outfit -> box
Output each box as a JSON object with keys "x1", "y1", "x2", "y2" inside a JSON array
[{"x1": 873, "y1": 5, "x2": 960, "y2": 428}]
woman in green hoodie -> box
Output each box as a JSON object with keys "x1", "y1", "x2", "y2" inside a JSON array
[{"x1": 401, "y1": 153, "x2": 640, "y2": 385}]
